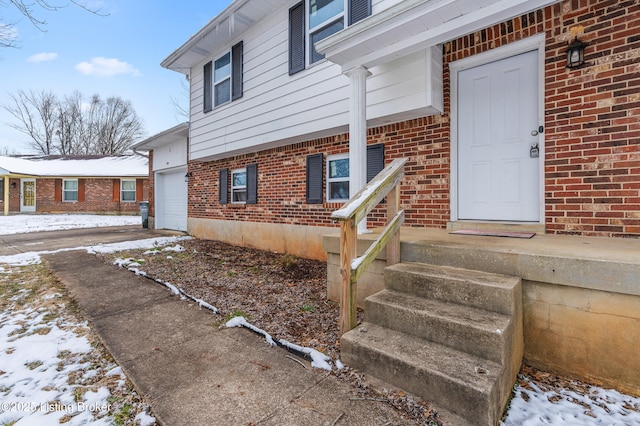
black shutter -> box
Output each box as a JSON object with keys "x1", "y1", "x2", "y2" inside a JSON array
[
  {"x1": 219, "y1": 168, "x2": 228, "y2": 204},
  {"x1": 366, "y1": 143, "x2": 384, "y2": 182},
  {"x1": 306, "y1": 153, "x2": 323, "y2": 204},
  {"x1": 203, "y1": 61, "x2": 213, "y2": 113},
  {"x1": 246, "y1": 163, "x2": 258, "y2": 204},
  {"x1": 289, "y1": 2, "x2": 305, "y2": 75},
  {"x1": 231, "y1": 41, "x2": 244, "y2": 101},
  {"x1": 349, "y1": 0, "x2": 371, "y2": 25}
]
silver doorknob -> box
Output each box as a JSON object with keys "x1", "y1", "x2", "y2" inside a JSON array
[{"x1": 531, "y1": 130, "x2": 539, "y2": 136}]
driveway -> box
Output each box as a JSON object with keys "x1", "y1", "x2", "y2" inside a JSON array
[{"x1": 0, "y1": 226, "x2": 184, "y2": 256}]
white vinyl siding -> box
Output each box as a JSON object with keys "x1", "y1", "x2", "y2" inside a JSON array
[
  {"x1": 63, "y1": 179, "x2": 78, "y2": 202},
  {"x1": 188, "y1": 2, "x2": 442, "y2": 162}
]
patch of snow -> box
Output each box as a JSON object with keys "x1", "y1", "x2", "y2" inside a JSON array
[
  {"x1": 0, "y1": 214, "x2": 141, "y2": 235},
  {"x1": 0, "y1": 297, "x2": 112, "y2": 425},
  {"x1": 0, "y1": 236, "x2": 192, "y2": 266},
  {"x1": 226, "y1": 316, "x2": 276, "y2": 347},
  {"x1": 501, "y1": 375, "x2": 640, "y2": 426},
  {"x1": 194, "y1": 298, "x2": 219, "y2": 314},
  {"x1": 335, "y1": 359, "x2": 345, "y2": 370},
  {"x1": 278, "y1": 339, "x2": 333, "y2": 371},
  {"x1": 135, "y1": 411, "x2": 157, "y2": 426},
  {"x1": 163, "y1": 245, "x2": 185, "y2": 252}
]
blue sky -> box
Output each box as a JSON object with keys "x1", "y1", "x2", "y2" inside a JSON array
[{"x1": 1, "y1": 0, "x2": 231, "y2": 154}]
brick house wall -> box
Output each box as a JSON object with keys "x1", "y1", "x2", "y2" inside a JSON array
[
  {"x1": 1, "y1": 177, "x2": 147, "y2": 214},
  {"x1": 0, "y1": 178, "x2": 21, "y2": 212},
  {"x1": 186, "y1": 0, "x2": 639, "y2": 238},
  {"x1": 36, "y1": 178, "x2": 147, "y2": 214}
]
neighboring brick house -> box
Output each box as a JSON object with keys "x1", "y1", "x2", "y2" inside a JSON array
[
  {"x1": 0, "y1": 155, "x2": 148, "y2": 215},
  {"x1": 156, "y1": 0, "x2": 639, "y2": 260}
]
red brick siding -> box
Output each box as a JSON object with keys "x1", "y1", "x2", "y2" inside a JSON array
[
  {"x1": 35, "y1": 178, "x2": 147, "y2": 214},
  {"x1": 185, "y1": 0, "x2": 639, "y2": 238}
]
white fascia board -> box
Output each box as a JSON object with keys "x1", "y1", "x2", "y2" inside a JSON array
[
  {"x1": 317, "y1": 0, "x2": 561, "y2": 71},
  {"x1": 132, "y1": 122, "x2": 189, "y2": 151}
]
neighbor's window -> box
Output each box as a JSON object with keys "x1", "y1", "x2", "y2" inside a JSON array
[
  {"x1": 327, "y1": 154, "x2": 349, "y2": 202},
  {"x1": 231, "y1": 168, "x2": 247, "y2": 203},
  {"x1": 121, "y1": 180, "x2": 136, "y2": 202},
  {"x1": 63, "y1": 179, "x2": 78, "y2": 202}
]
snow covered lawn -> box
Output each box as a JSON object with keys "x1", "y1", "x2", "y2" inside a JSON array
[
  {"x1": 0, "y1": 264, "x2": 155, "y2": 426},
  {"x1": 0, "y1": 214, "x2": 141, "y2": 235}
]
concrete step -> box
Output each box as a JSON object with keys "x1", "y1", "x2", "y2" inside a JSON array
[
  {"x1": 385, "y1": 262, "x2": 521, "y2": 315},
  {"x1": 365, "y1": 289, "x2": 513, "y2": 364},
  {"x1": 341, "y1": 322, "x2": 503, "y2": 425}
]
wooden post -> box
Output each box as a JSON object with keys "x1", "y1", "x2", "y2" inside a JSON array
[
  {"x1": 339, "y1": 217, "x2": 357, "y2": 336},
  {"x1": 386, "y1": 183, "x2": 400, "y2": 266}
]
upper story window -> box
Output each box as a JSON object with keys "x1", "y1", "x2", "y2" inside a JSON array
[
  {"x1": 214, "y1": 52, "x2": 231, "y2": 106},
  {"x1": 203, "y1": 41, "x2": 244, "y2": 113},
  {"x1": 289, "y1": 0, "x2": 371, "y2": 74},
  {"x1": 121, "y1": 179, "x2": 136, "y2": 202},
  {"x1": 308, "y1": 0, "x2": 345, "y2": 64},
  {"x1": 63, "y1": 179, "x2": 78, "y2": 202}
]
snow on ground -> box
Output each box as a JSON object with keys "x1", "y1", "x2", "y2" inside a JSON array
[
  {"x1": 502, "y1": 374, "x2": 640, "y2": 426},
  {"x1": 1, "y1": 214, "x2": 639, "y2": 425},
  {"x1": 0, "y1": 267, "x2": 155, "y2": 425},
  {"x1": 0, "y1": 214, "x2": 141, "y2": 235}
]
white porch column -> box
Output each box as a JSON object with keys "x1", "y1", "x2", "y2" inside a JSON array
[
  {"x1": 344, "y1": 66, "x2": 371, "y2": 233},
  {"x1": 3, "y1": 176, "x2": 8, "y2": 216}
]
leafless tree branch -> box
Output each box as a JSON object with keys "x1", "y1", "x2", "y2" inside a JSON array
[{"x1": 3, "y1": 90, "x2": 145, "y2": 155}]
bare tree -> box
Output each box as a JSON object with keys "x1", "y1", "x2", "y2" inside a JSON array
[
  {"x1": 1, "y1": 0, "x2": 106, "y2": 48},
  {"x1": 170, "y1": 76, "x2": 190, "y2": 121},
  {"x1": 3, "y1": 89, "x2": 145, "y2": 155},
  {"x1": 5, "y1": 90, "x2": 58, "y2": 154}
]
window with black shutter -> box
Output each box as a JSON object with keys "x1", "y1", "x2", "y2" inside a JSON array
[
  {"x1": 306, "y1": 153, "x2": 323, "y2": 204},
  {"x1": 366, "y1": 143, "x2": 384, "y2": 182},
  {"x1": 231, "y1": 41, "x2": 244, "y2": 100},
  {"x1": 290, "y1": 0, "x2": 372, "y2": 71},
  {"x1": 349, "y1": 0, "x2": 371, "y2": 25},
  {"x1": 203, "y1": 61, "x2": 213, "y2": 113},
  {"x1": 219, "y1": 168, "x2": 229, "y2": 204},
  {"x1": 289, "y1": 2, "x2": 305, "y2": 75},
  {"x1": 246, "y1": 163, "x2": 258, "y2": 204}
]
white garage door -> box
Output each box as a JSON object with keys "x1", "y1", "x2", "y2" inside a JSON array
[{"x1": 157, "y1": 169, "x2": 188, "y2": 232}]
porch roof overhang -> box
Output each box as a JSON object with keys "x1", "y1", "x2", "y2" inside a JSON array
[
  {"x1": 132, "y1": 122, "x2": 189, "y2": 151},
  {"x1": 161, "y1": 0, "x2": 289, "y2": 74},
  {"x1": 316, "y1": 0, "x2": 561, "y2": 72}
]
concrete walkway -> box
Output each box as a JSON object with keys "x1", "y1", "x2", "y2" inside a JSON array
[
  {"x1": 0, "y1": 226, "x2": 181, "y2": 257},
  {"x1": 43, "y1": 250, "x2": 414, "y2": 426}
]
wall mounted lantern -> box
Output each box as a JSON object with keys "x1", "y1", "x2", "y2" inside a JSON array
[
  {"x1": 184, "y1": 172, "x2": 193, "y2": 182},
  {"x1": 11, "y1": 182, "x2": 17, "y2": 188},
  {"x1": 566, "y1": 37, "x2": 587, "y2": 69}
]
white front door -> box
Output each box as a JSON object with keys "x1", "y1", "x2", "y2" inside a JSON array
[
  {"x1": 457, "y1": 50, "x2": 540, "y2": 222},
  {"x1": 21, "y1": 179, "x2": 36, "y2": 213}
]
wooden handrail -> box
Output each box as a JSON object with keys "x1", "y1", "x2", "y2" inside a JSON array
[{"x1": 331, "y1": 157, "x2": 406, "y2": 336}]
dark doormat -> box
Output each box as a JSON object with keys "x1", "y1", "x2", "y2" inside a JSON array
[{"x1": 449, "y1": 229, "x2": 536, "y2": 239}]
